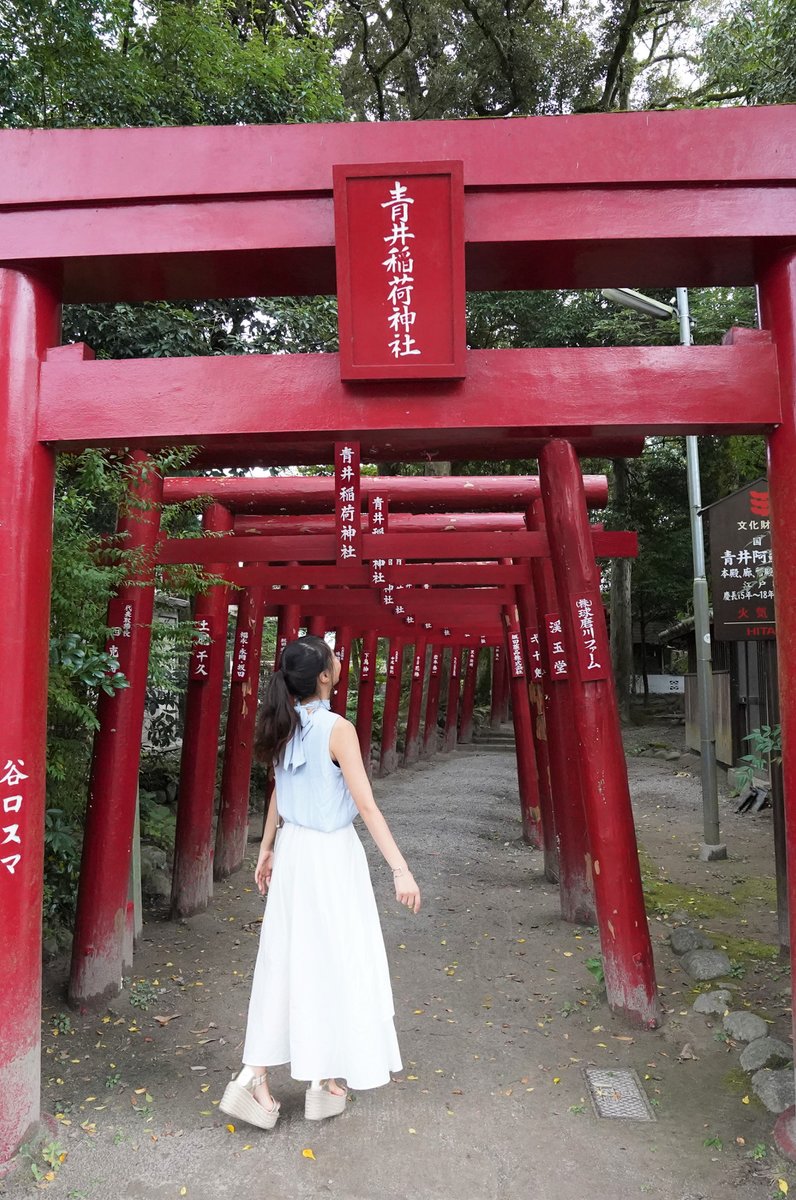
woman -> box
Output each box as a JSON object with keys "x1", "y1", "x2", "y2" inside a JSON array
[{"x1": 220, "y1": 634, "x2": 421, "y2": 1130}]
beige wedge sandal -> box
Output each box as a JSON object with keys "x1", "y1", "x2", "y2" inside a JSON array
[
  {"x1": 220, "y1": 1070, "x2": 280, "y2": 1130},
  {"x1": 305, "y1": 1079, "x2": 347, "y2": 1120}
]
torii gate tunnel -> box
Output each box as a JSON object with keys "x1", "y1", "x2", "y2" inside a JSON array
[{"x1": 1, "y1": 104, "x2": 796, "y2": 1164}]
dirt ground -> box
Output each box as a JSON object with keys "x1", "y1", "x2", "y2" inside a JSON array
[{"x1": 4, "y1": 721, "x2": 793, "y2": 1200}]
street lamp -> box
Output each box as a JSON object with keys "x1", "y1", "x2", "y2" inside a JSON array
[{"x1": 601, "y1": 286, "x2": 727, "y2": 862}]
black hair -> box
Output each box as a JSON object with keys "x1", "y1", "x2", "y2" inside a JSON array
[{"x1": 254, "y1": 635, "x2": 335, "y2": 765}]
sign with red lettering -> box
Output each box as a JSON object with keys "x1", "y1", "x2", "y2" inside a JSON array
[
  {"x1": 707, "y1": 477, "x2": 775, "y2": 641},
  {"x1": 335, "y1": 441, "x2": 361, "y2": 567},
  {"x1": 570, "y1": 593, "x2": 609, "y2": 681},
  {"x1": 333, "y1": 162, "x2": 466, "y2": 381},
  {"x1": 545, "y1": 613, "x2": 568, "y2": 681},
  {"x1": 189, "y1": 617, "x2": 215, "y2": 683}
]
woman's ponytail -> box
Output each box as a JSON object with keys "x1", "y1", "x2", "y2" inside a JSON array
[
  {"x1": 254, "y1": 636, "x2": 334, "y2": 766},
  {"x1": 254, "y1": 668, "x2": 299, "y2": 766}
]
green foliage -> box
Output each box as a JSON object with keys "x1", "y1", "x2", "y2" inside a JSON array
[
  {"x1": 585, "y1": 955, "x2": 605, "y2": 985},
  {"x1": 700, "y1": 0, "x2": 796, "y2": 106},
  {"x1": 0, "y1": 0, "x2": 344, "y2": 129},
  {"x1": 736, "y1": 724, "x2": 783, "y2": 790}
]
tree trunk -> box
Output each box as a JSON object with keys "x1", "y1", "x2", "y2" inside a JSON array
[{"x1": 609, "y1": 458, "x2": 633, "y2": 723}]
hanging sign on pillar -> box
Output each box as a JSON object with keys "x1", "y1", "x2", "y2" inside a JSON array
[
  {"x1": 570, "y1": 593, "x2": 610, "y2": 681},
  {"x1": 189, "y1": 617, "x2": 215, "y2": 683},
  {"x1": 360, "y1": 644, "x2": 373, "y2": 681},
  {"x1": 369, "y1": 492, "x2": 389, "y2": 537},
  {"x1": 545, "y1": 613, "x2": 569, "y2": 681},
  {"x1": 333, "y1": 162, "x2": 466, "y2": 381},
  {"x1": 507, "y1": 630, "x2": 525, "y2": 678},
  {"x1": 526, "y1": 626, "x2": 544, "y2": 682},
  {"x1": 335, "y1": 441, "x2": 361, "y2": 567}
]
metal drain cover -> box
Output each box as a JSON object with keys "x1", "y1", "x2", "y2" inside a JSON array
[{"x1": 584, "y1": 1067, "x2": 656, "y2": 1121}]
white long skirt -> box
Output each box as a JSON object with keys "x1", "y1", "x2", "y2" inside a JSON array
[{"x1": 241, "y1": 821, "x2": 403, "y2": 1090}]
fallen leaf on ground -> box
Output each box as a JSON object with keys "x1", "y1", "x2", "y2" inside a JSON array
[
  {"x1": 153, "y1": 1014, "x2": 181, "y2": 1026},
  {"x1": 302, "y1": 1148, "x2": 316, "y2": 1159},
  {"x1": 677, "y1": 1044, "x2": 698, "y2": 1062}
]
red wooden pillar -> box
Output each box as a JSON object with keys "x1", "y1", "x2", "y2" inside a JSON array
[
  {"x1": 499, "y1": 649, "x2": 511, "y2": 723},
  {"x1": 516, "y1": 570, "x2": 560, "y2": 883},
  {"x1": 403, "y1": 637, "x2": 427, "y2": 765},
  {"x1": 355, "y1": 629, "x2": 379, "y2": 775},
  {"x1": 307, "y1": 614, "x2": 326, "y2": 637},
  {"x1": 214, "y1": 587, "x2": 265, "y2": 880},
  {"x1": 540, "y1": 440, "x2": 658, "y2": 1027},
  {"x1": 171, "y1": 503, "x2": 234, "y2": 918},
  {"x1": 422, "y1": 645, "x2": 443, "y2": 756},
  {"x1": 275, "y1": 601, "x2": 301, "y2": 668},
  {"x1": 504, "y1": 608, "x2": 543, "y2": 848},
  {"x1": 331, "y1": 625, "x2": 352, "y2": 716},
  {"x1": 529, "y1": 504, "x2": 596, "y2": 923},
  {"x1": 459, "y1": 646, "x2": 479, "y2": 743},
  {"x1": 442, "y1": 647, "x2": 462, "y2": 752},
  {"x1": 0, "y1": 268, "x2": 59, "y2": 1163},
  {"x1": 380, "y1": 639, "x2": 403, "y2": 776},
  {"x1": 759, "y1": 254, "x2": 796, "y2": 1160},
  {"x1": 69, "y1": 451, "x2": 163, "y2": 1007},
  {"x1": 490, "y1": 645, "x2": 506, "y2": 728}
]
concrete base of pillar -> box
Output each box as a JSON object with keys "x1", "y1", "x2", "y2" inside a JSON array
[{"x1": 699, "y1": 842, "x2": 728, "y2": 861}]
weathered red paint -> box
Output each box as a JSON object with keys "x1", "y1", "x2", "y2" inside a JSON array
[
  {"x1": 404, "y1": 639, "x2": 427, "y2": 766},
  {"x1": 422, "y1": 646, "x2": 444, "y2": 757},
  {"x1": 442, "y1": 647, "x2": 462, "y2": 753},
  {"x1": 379, "y1": 640, "x2": 403, "y2": 777},
  {"x1": 540, "y1": 442, "x2": 658, "y2": 1027},
  {"x1": 69, "y1": 452, "x2": 163, "y2": 1007},
  {"x1": 171, "y1": 504, "x2": 233, "y2": 918},
  {"x1": 40, "y1": 343, "x2": 778, "y2": 460},
  {"x1": 759, "y1": 252, "x2": 796, "y2": 1161},
  {"x1": 0, "y1": 268, "x2": 59, "y2": 1165},
  {"x1": 458, "y1": 646, "x2": 479, "y2": 745},
  {"x1": 355, "y1": 630, "x2": 379, "y2": 776},
  {"x1": 214, "y1": 587, "x2": 265, "y2": 880},
  {"x1": 274, "y1": 601, "x2": 301, "y2": 670},
  {"x1": 331, "y1": 627, "x2": 353, "y2": 717},
  {"x1": 165, "y1": 474, "x2": 610, "y2": 513}
]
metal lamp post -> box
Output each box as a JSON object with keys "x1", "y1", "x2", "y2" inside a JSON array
[{"x1": 601, "y1": 287, "x2": 727, "y2": 861}]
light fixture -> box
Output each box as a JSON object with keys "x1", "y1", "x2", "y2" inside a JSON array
[{"x1": 600, "y1": 287, "x2": 677, "y2": 321}]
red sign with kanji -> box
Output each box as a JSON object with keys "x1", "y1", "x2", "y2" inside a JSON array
[
  {"x1": 569, "y1": 592, "x2": 610, "y2": 682},
  {"x1": 189, "y1": 617, "x2": 215, "y2": 683},
  {"x1": 333, "y1": 161, "x2": 466, "y2": 381},
  {"x1": 334, "y1": 440, "x2": 361, "y2": 567},
  {"x1": 545, "y1": 613, "x2": 569, "y2": 681}
]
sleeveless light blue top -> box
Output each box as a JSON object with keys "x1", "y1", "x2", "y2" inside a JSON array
[{"x1": 274, "y1": 700, "x2": 358, "y2": 833}]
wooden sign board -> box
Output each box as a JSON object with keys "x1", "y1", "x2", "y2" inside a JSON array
[
  {"x1": 708, "y1": 478, "x2": 775, "y2": 641},
  {"x1": 333, "y1": 161, "x2": 466, "y2": 381}
]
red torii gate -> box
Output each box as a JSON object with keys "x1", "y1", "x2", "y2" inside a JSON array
[{"x1": 1, "y1": 104, "x2": 795, "y2": 1164}]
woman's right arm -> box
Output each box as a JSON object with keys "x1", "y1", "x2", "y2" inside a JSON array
[
  {"x1": 330, "y1": 718, "x2": 421, "y2": 914},
  {"x1": 254, "y1": 780, "x2": 279, "y2": 895}
]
